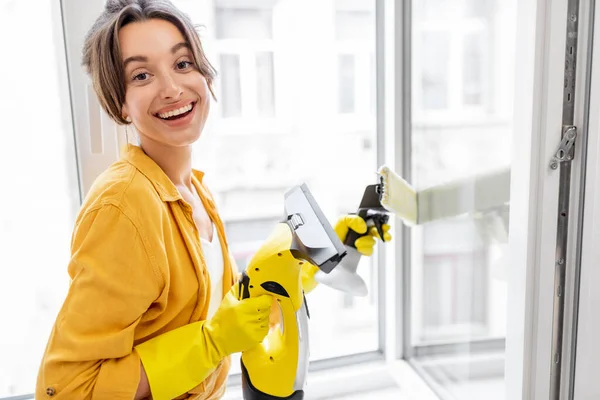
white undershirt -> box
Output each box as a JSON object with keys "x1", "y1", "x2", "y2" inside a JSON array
[{"x1": 199, "y1": 217, "x2": 224, "y2": 319}]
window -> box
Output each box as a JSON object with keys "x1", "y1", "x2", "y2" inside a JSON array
[
  {"x1": 413, "y1": 0, "x2": 493, "y2": 119},
  {"x1": 338, "y1": 54, "x2": 356, "y2": 113},
  {"x1": 0, "y1": 1, "x2": 80, "y2": 397},
  {"x1": 219, "y1": 54, "x2": 243, "y2": 118},
  {"x1": 256, "y1": 52, "x2": 275, "y2": 117},
  {"x1": 219, "y1": 54, "x2": 242, "y2": 118},
  {"x1": 408, "y1": 0, "x2": 517, "y2": 398},
  {"x1": 214, "y1": 5, "x2": 276, "y2": 122},
  {"x1": 463, "y1": 33, "x2": 485, "y2": 106},
  {"x1": 421, "y1": 32, "x2": 450, "y2": 110},
  {"x1": 416, "y1": 0, "x2": 453, "y2": 20},
  {"x1": 0, "y1": 0, "x2": 576, "y2": 399},
  {"x1": 215, "y1": 7, "x2": 273, "y2": 39},
  {"x1": 465, "y1": 0, "x2": 493, "y2": 18},
  {"x1": 421, "y1": 219, "x2": 488, "y2": 340},
  {"x1": 335, "y1": 8, "x2": 376, "y2": 119},
  {"x1": 175, "y1": 0, "x2": 380, "y2": 375}
]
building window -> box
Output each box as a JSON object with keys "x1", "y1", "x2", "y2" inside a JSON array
[
  {"x1": 338, "y1": 54, "x2": 356, "y2": 113},
  {"x1": 256, "y1": 51, "x2": 275, "y2": 117},
  {"x1": 463, "y1": 33, "x2": 485, "y2": 106},
  {"x1": 422, "y1": 252, "x2": 488, "y2": 339},
  {"x1": 413, "y1": 0, "x2": 494, "y2": 118},
  {"x1": 215, "y1": 7, "x2": 273, "y2": 39},
  {"x1": 219, "y1": 54, "x2": 242, "y2": 118},
  {"x1": 215, "y1": 6, "x2": 276, "y2": 120},
  {"x1": 335, "y1": 9, "x2": 375, "y2": 117},
  {"x1": 421, "y1": 32, "x2": 450, "y2": 110}
]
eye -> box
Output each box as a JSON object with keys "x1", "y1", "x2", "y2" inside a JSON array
[
  {"x1": 176, "y1": 60, "x2": 194, "y2": 70},
  {"x1": 132, "y1": 72, "x2": 150, "y2": 81}
]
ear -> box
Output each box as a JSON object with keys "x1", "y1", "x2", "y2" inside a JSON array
[{"x1": 121, "y1": 104, "x2": 130, "y2": 122}]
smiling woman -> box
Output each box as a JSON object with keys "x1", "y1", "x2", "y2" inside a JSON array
[{"x1": 33, "y1": 1, "x2": 386, "y2": 399}]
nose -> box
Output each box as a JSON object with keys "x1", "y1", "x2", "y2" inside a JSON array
[{"x1": 158, "y1": 71, "x2": 183, "y2": 100}]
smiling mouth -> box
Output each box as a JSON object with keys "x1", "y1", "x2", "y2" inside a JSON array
[{"x1": 155, "y1": 102, "x2": 196, "y2": 121}]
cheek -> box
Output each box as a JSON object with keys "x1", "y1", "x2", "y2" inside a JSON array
[
  {"x1": 196, "y1": 78, "x2": 212, "y2": 114},
  {"x1": 191, "y1": 73, "x2": 210, "y2": 98},
  {"x1": 125, "y1": 88, "x2": 153, "y2": 120}
]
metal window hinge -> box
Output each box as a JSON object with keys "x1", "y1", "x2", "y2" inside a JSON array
[{"x1": 550, "y1": 126, "x2": 578, "y2": 169}]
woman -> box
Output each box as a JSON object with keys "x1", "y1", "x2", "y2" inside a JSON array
[{"x1": 35, "y1": 1, "x2": 391, "y2": 399}]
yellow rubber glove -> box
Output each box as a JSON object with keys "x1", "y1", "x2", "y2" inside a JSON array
[
  {"x1": 301, "y1": 263, "x2": 320, "y2": 294},
  {"x1": 135, "y1": 289, "x2": 272, "y2": 400},
  {"x1": 301, "y1": 215, "x2": 391, "y2": 293},
  {"x1": 337, "y1": 215, "x2": 392, "y2": 256}
]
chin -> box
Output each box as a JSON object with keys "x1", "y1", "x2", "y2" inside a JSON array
[
  {"x1": 165, "y1": 134, "x2": 201, "y2": 148},
  {"x1": 151, "y1": 125, "x2": 203, "y2": 146},
  {"x1": 180, "y1": 128, "x2": 203, "y2": 145}
]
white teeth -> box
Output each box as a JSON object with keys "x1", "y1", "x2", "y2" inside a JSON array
[{"x1": 158, "y1": 103, "x2": 193, "y2": 119}]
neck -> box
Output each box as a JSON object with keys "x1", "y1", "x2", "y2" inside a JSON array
[{"x1": 139, "y1": 139, "x2": 193, "y2": 189}]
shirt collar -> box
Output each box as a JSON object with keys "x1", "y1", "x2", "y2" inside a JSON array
[{"x1": 121, "y1": 144, "x2": 205, "y2": 202}]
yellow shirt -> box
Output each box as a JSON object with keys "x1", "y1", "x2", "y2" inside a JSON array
[{"x1": 36, "y1": 145, "x2": 236, "y2": 400}]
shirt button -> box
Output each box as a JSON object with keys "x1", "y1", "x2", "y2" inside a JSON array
[{"x1": 46, "y1": 387, "x2": 55, "y2": 396}]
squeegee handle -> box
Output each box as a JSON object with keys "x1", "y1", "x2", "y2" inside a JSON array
[{"x1": 344, "y1": 209, "x2": 390, "y2": 249}]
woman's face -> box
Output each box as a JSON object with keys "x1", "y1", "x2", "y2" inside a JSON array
[{"x1": 119, "y1": 18, "x2": 210, "y2": 148}]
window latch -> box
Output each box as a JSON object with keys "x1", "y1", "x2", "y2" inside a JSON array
[{"x1": 550, "y1": 126, "x2": 577, "y2": 169}]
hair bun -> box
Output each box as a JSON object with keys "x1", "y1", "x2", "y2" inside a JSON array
[{"x1": 105, "y1": 0, "x2": 135, "y2": 12}]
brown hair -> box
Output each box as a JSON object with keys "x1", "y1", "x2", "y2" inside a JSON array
[{"x1": 82, "y1": 0, "x2": 217, "y2": 125}]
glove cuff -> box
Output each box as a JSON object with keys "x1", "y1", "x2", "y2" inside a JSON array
[{"x1": 135, "y1": 321, "x2": 220, "y2": 400}]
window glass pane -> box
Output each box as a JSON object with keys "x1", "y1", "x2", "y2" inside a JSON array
[
  {"x1": 338, "y1": 54, "x2": 356, "y2": 113},
  {"x1": 465, "y1": 0, "x2": 493, "y2": 18},
  {"x1": 335, "y1": 10, "x2": 373, "y2": 42},
  {"x1": 215, "y1": 7, "x2": 273, "y2": 39},
  {"x1": 0, "y1": 1, "x2": 79, "y2": 397},
  {"x1": 256, "y1": 52, "x2": 275, "y2": 117},
  {"x1": 422, "y1": 222, "x2": 488, "y2": 335},
  {"x1": 410, "y1": 0, "x2": 517, "y2": 399},
  {"x1": 463, "y1": 33, "x2": 484, "y2": 106},
  {"x1": 415, "y1": 0, "x2": 454, "y2": 20},
  {"x1": 176, "y1": 0, "x2": 378, "y2": 373},
  {"x1": 370, "y1": 54, "x2": 376, "y2": 114},
  {"x1": 219, "y1": 54, "x2": 242, "y2": 118},
  {"x1": 421, "y1": 32, "x2": 449, "y2": 110}
]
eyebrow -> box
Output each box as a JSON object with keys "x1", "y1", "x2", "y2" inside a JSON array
[{"x1": 123, "y1": 42, "x2": 192, "y2": 69}]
